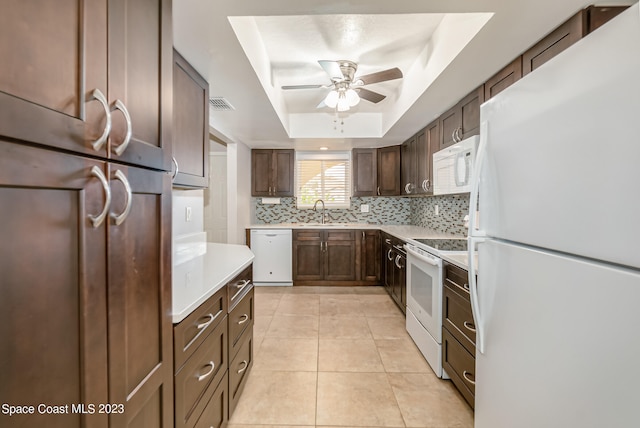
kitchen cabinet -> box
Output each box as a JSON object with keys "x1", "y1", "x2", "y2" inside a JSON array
[
  {"x1": 0, "y1": 0, "x2": 172, "y2": 171},
  {"x1": 401, "y1": 124, "x2": 436, "y2": 196},
  {"x1": 251, "y1": 149, "x2": 295, "y2": 197},
  {"x1": 439, "y1": 86, "x2": 484, "y2": 150},
  {"x1": 359, "y1": 230, "x2": 381, "y2": 283},
  {"x1": 377, "y1": 145, "x2": 401, "y2": 196},
  {"x1": 173, "y1": 49, "x2": 209, "y2": 188},
  {"x1": 381, "y1": 233, "x2": 406, "y2": 313},
  {"x1": 352, "y1": 148, "x2": 377, "y2": 196},
  {"x1": 401, "y1": 135, "x2": 417, "y2": 195},
  {"x1": 442, "y1": 262, "x2": 476, "y2": 408},
  {"x1": 522, "y1": 6, "x2": 627, "y2": 77},
  {"x1": 484, "y1": 57, "x2": 522, "y2": 101},
  {"x1": 0, "y1": 141, "x2": 173, "y2": 428}
]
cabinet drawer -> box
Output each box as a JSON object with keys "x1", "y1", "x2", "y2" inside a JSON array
[
  {"x1": 175, "y1": 317, "x2": 228, "y2": 428},
  {"x1": 229, "y1": 287, "x2": 254, "y2": 361},
  {"x1": 228, "y1": 265, "x2": 253, "y2": 311},
  {"x1": 193, "y1": 372, "x2": 228, "y2": 428},
  {"x1": 293, "y1": 230, "x2": 322, "y2": 241},
  {"x1": 443, "y1": 283, "x2": 476, "y2": 354},
  {"x1": 442, "y1": 328, "x2": 475, "y2": 408},
  {"x1": 445, "y1": 263, "x2": 470, "y2": 292},
  {"x1": 174, "y1": 287, "x2": 227, "y2": 371},
  {"x1": 229, "y1": 332, "x2": 254, "y2": 416},
  {"x1": 326, "y1": 230, "x2": 355, "y2": 241}
]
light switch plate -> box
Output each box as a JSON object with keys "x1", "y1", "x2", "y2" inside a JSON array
[{"x1": 360, "y1": 204, "x2": 370, "y2": 213}]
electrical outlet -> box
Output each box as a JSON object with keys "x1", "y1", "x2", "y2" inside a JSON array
[
  {"x1": 360, "y1": 204, "x2": 370, "y2": 213},
  {"x1": 185, "y1": 206, "x2": 192, "y2": 222},
  {"x1": 435, "y1": 204, "x2": 439, "y2": 216}
]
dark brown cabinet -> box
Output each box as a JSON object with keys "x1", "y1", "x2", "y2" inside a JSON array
[
  {"x1": 439, "y1": 86, "x2": 484, "y2": 150},
  {"x1": 402, "y1": 124, "x2": 436, "y2": 196},
  {"x1": 0, "y1": 141, "x2": 173, "y2": 428},
  {"x1": 381, "y1": 233, "x2": 406, "y2": 313},
  {"x1": 377, "y1": 146, "x2": 401, "y2": 196},
  {"x1": 484, "y1": 57, "x2": 522, "y2": 101},
  {"x1": 0, "y1": 0, "x2": 172, "y2": 171},
  {"x1": 442, "y1": 262, "x2": 476, "y2": 408},
  {"x1": 401, "y1": 136, "x2": 417, "y2": 195},
  {"x1": 359, "y1": 230, "x2": 381, "y2": 283},
  {"x1": 352, "y1": 148, "x2": 377, "y2": 196},
  {"x1": 173, "y1": 49, "x2": 209, "y2": 188},
  {"x1": 251, "y1": 149, "x2": 295, "y2": 197}
]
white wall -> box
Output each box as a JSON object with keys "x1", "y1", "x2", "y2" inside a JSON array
[
  {"x1": 172, "y1": 189, "x2": 205, "y2": 238},
  {"x1": 204, "y1": 153, "x2": 228, "y2": 243},
  {"x1": 226, "y1": 141, "x2": 252, "y2": 244}
]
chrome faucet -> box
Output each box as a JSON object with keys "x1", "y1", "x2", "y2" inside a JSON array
[{"x1": 312, "y1": 199, "x2": 326, "y2": 224}]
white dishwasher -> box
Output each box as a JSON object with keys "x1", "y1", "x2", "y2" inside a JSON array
[{"x1": 250, "y1": 229, "x2": 293, "y2": 286}]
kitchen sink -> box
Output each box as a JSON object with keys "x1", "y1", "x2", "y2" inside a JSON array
[{"x1": 298, "y1": 223, "x2": 350, "y2": 227}]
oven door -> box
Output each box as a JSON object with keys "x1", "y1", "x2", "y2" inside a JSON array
[{"x1": 405, "y1": 244, "x2": 443, "y2": 342}]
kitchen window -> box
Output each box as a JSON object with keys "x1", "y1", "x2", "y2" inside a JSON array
[{"x1": 296, "y1": 151, "x2": 351, "y2": 209}]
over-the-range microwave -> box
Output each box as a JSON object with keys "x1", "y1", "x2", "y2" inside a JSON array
[{"x1": 433, "y1": 135, "x2": 479, "y2": 195}]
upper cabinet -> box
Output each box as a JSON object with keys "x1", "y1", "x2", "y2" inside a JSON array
[
  {"x1": 352, "y1": 148, "x2": 377, "y2": 197},
  {"x1": 173, "y1": 49, "x2": 209, "y2": 188},
  {"x1": 377, "y1": 146, "x2": 401, "y2": 196},
  {"x1": 0, "y1": 0, "x2": 172, "y2": 171},
  {"x1": 484, "y1": 58, "x2": 522, "y2": 101},
  {"x1": 251, "y1": 149, "x2": 295, "y2": 197},
  {"x1": 439, "y1": 86, "x2": 484, "y2": 150},
  {"x1": 401, "y1": 136, "x2": 417, "y2": 195},
  {"x1": 418, "y1": 121, "x2": 438, "y2": 195}
]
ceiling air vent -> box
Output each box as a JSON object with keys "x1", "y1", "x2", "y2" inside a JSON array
[{"x1": 209, "y1": 97, "x2": 235, "y2": 111}]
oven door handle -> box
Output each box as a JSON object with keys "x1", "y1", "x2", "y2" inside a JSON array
[{"x1": 405, "y1": 245, "x2": 440, "y2": 266}]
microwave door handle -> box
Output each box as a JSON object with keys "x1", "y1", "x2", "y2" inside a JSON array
[{"x1": 454, "y1": 153, "x2": 464, "y2": 187}]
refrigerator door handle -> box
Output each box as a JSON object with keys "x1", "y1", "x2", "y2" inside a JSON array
[
  {"x1": 468, "y1": 121, "x2": 489, "y2": 239},
  {"x1": 468, "y1": 235, "x2": 485, "y2": 354}
]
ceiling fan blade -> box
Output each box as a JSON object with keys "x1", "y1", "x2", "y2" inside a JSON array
[
  {"x1": 281, "y1": 84, "x2": 326, "y2": 90},
  {"x1": 316, "y1": 100, "x2": 327, "y2": 109},
  {"x1": 356, "y1": 67, "x2": 403, "y2": 85},
  {"x1": 318, "y1": 60, "x2": 344, "y2": 80},
  {"x1": 356, "y1": 88, "x2": 386, "y2": 103}
]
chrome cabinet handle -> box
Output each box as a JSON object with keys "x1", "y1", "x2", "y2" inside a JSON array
[
  {"x1": 395, "y1": 254, "x2": 402, "y2": 269},
  {"x1": 196, "y1": 313, "x2": 215, "y2": 330},
  {"x1": 421, "y1": 179, "x2": 427, "y2": 192},
  {"x1": 88, "y1": 166, "x2": 111, "y2": 228},
  {"x1": 377, "y1": 186, "x2": 380, "y2": 196},
  {"x1": 172, "y1": 156, "x2": 179, "y2": 180},
  {"x1": 451, "y1": 129, "x2": 457, "y2": 143},
  {"x1": 268, "y1": 186, "x2": 272, "y2": 195},
  {"x1": 462, "y1": 370, "x2": 476, "y2": 385},
  {"x1": 404, "y1": 183, "x2": 412, "y2": 194},
  {"x1": 111, "y1": 99, "x2": 132, "y2": 156},
  {"x1": 197, "y1": 361, "x2": 215, "y2": 381},
  {"x1": 362, "y1": 231, "x2": 365, "y2": 240},
  {"x1": 425, "y1": 178, "x2": 430, "y2": 191},
  {"x1": 463, "y1": 321, "x2": 476, "y2": 333},
  {"x1": 385, "y1": 239, "x2": 391, "y2": 245},
  {"x1": 111, "y1": 170, "x2": 132, "y2": 226},
  {"x1": 236, "y1": 279, "x2": 250, "y2": 289},
  {"x1": 463, "y1": 283, "x2": 470, "y2": 291},
  {"x1": 237, "y1": 360, "x2": 248, "y2": 374},
  {"x1": 88, "y1": 89, "x2": 111, "y2": 152},
  {"x1": 387, "y1": 249, "x2": 394, "y2": 261},
  {"x1": 238, "y1": 314, "x2": 249, "y2": 324}
]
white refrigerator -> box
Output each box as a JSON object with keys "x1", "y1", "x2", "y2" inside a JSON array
[{"x1": 467, "y1": 4, "x2": 640, "y2": 428}]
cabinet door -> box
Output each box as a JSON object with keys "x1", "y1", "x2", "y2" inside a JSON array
[
  {"x1": 401, "y1": 137, "x2": 416, "y2": 195},
  {"x1": 108, "y1": 0, "x2": 172, "y2": 171},
  {"x1": 484, "y1": 57, "x2": 523, "y2": 100},
  {"x1": 439, "y1": 105, "x2": 460, "y2": 150},
  {"x1": 251, "y1": 149, "x2": 273, "y2": 196},
  {"x1": 352, "y1": 148, "x2": 377, "y2": 196},
  {"x1": 460, "y1": 86, "x2": 484, "y2": 139},
  {"x1": 0, "y1": 1, "x2": 109, "y2": 159},
  {"x1": 360, "y1": 230, "x2": 381, "y2": 282},
  {"x1": 377, "y1": 145, "x2": 401, "y2": 196},
  {"x1": 383, "y1": 238, "x2": 395, "y2": 294},
  {"x1": 325, "y1": 231, "x2": 356, "y2": 281},
  {"x1": 0, "y1": 141, "x2": 109, "y2": 428},
  {"x1": 107, "y1": 165, "x2": 173, "y2": 428},
  {"x1": 293, "y1": 230, "x2": 323, "y2": 281},
  {"x1": 415, "y1": 129, "x2": 430, "y2": 195},
  {"x1": 173, "y1": 49, "x2": 209, "y2": 188},
  {"x1": 273, "y1": 149, "x2": 295, "y2": 196},
  {"x1": 423, "y1": 121, "x2": 439, "y2": 194}
]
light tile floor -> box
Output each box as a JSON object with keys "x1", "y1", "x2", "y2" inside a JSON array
[{"x1": 229, "y1": 286, "x2": 474, "y2": 428}]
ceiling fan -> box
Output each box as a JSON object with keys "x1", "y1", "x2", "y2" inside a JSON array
[{"x1": 281, "y1": 60, "x2": 403, "y2": 111}]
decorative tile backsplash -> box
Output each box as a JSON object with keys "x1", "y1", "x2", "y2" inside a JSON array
[
  {"x1": 254, "y1": 197, "x2": 411, "y2": 225},
  {"x1": 409, "y1": 194, "x2": 470, "y2": 236}
]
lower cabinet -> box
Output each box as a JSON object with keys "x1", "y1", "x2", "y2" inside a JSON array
[
  {"x1": 173, "y1": 265, "x2": 254, "y2": 428},
  {"x1": 292, "y1": 229, "x2": 380, "y2": 285},
  {"x1": 442, "y1": 262, "x2": 476, "y2": 408},
  {"x1": 381, "y1": 233, "x2": 407, "y2": 313}
]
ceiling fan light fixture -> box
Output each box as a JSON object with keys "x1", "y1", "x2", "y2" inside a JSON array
[
  {"x1": 324, "y1": 90, "x2": 339, "y2": 108},
  {"x1": 337, "y1": 92, "x2": 350, "y2": 111},
  {"x1": 345, "y1": 88, "x2": 360, "y2": 107}
]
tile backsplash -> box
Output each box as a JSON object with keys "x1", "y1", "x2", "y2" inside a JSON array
[
  {"x1": 409, "y1": 194, "x2": 470, "y2": 236},
  {"x1": 253, "y1": 194, "x2": 470, "y2": 236},
  {"x1": 254, "y1": 197, "x2": 410, "y2": 225}
]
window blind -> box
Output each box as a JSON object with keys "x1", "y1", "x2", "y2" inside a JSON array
[{"x1": 296, "y1": 151, "x2": 351, "y2": 209}]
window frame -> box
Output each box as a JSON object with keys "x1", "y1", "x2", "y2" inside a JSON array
[{"x1": 295, "y1": 150, "x2": 352, "y2": 209}]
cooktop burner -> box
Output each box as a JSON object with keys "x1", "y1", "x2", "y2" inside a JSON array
[{"x1": 412, "y1": 238, "x2": 468, "y2": 252}]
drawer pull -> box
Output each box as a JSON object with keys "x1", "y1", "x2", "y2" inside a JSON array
[
  {"x1": 463, "y1": 321, "x2": 476, "y2": 333},
  {"x1": 463, "y1": 283, "x2": 470, "y2": 291},
  {"x1": 196, "y1": 313, "x2": 215, "y2": 330},
  {"x1": 238, "y1": 314, "x2": 249, "y2": 324},
  {"x1": 463, "y1": 370, "x2": 476, "y2": 385},
  {"x1": 231, "y1": 280, "x2": 252, "y2": 301},
  {"x1": 237, "y1": 360, "x2": 248, "y2": 374},
  {"x1": 197, "y1": 361, "x2": 215, "y2": 381},
  {"x1": 235, "y1": 279, "x2": 250, "y2": 289}
]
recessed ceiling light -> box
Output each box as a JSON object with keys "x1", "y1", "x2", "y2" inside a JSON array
[{"x1": 320, "y1": 146, "x2": 328, "y2": 150}]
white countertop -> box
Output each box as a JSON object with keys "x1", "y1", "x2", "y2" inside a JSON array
[
  {"x1": 439, "y1": 251, "x2": 478, "y2": 275},
  {"x1": 172, "y1": 242, "x2": 254, "y2": 324}
]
